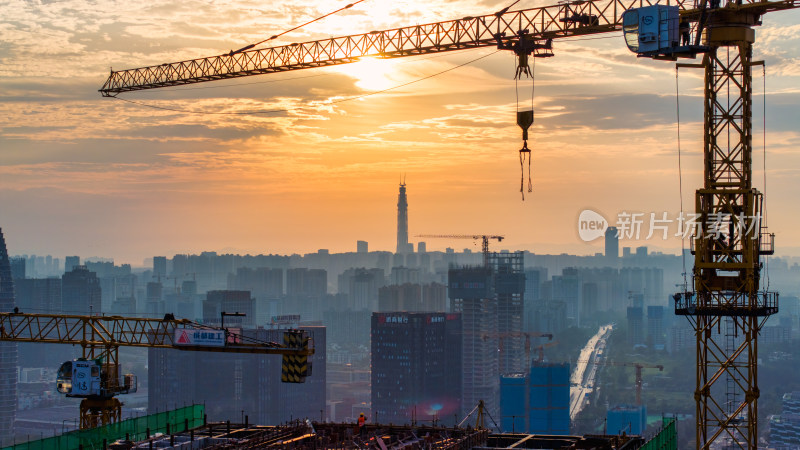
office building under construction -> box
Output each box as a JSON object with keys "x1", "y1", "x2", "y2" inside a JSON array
[{"x1": 500, "y1": 363, "x2": 570, "y2": 435}]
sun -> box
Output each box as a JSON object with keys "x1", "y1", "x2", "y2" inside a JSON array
[{"x1": 332, "y1": 57, "x2": 402, "y2": 91}]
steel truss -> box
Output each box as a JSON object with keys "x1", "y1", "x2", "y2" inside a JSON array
[
  {"x1": 100, "y1": 0, "x2": 747, "y2": 96},
  {"x1": 676, "y1": 38, "x2": 777, "y2": 449},
  {"x1": 0, "y1": 312, "x2": 313, "y2": 428}
]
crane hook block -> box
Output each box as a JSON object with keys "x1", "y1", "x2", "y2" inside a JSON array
[{"x1": 517, "y1": 109, "x2": 533, "y2": 141}]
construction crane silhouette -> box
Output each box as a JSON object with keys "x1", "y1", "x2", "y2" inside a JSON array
[
  {"x1": 417, "y1": 234, "x2": 504, "y2": 267},
  {"x1": 0, "y1": 312, "x2": 313, "y2": 429},
  {"x1": 98, "y1": 0, "x2": 797, "y2": 445},
  {"x1": 605, "y1": 361, "x2": 664, "y2": 407},
  {"x1": 473, "y1": 331, "x2": 553, "y2": 366},
  {"x1": 533, "y1": 340, "x2": 559, "y2": 364},
  {"x1": 578, "y1": 360, "x2": 664, "y2": 406}
]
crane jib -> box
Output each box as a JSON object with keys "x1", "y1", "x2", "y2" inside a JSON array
[
  {"x1": 99, "y1": 0, "x2": 795, "y2": 96},
  {"x1": 103, "y1": 0, "x2": 792, "y2": 96}
]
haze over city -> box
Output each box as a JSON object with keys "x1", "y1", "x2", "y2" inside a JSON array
[
  {"x1": 2, "y1": 0, "x2": 800, "y2": 448},
  {"x1": 2, "y1": 0, "x2": 800, "y2": 263}
]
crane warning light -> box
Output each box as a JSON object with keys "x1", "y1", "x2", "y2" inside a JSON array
[{"x1": 622, "y1": 5, "x2": 679, "y2": 55}]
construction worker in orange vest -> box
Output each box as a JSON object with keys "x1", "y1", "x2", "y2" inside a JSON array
[{"x1": 358, "y1": 412, "x2": 366, "y2": 437}]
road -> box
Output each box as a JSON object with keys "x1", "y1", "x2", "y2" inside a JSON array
[{"x1": 569, "y1": 324, "x2": 613, "y2": 420}]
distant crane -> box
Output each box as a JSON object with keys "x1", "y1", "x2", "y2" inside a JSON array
[
  {"x1": 474, "y1": 331, "x2": 553, "y2": 366},
  {"x1": 416, "y1": 234, "x2": 504, "y2": 267},
  {"x1": 581, "y1": 360, "x2": 664, "y2": 406},
  {"x1": 533, "y1": 341, "x2": 559, "y2": 364}
]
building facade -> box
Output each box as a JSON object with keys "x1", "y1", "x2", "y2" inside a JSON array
[
  {"x1": 491, "y1": 252, "x2": 525, "y2": 374},
  {"x1": 0, "y1": 229, "x2": 16, "y2": 446},
  {"x1": 449, "y1": 266, "x2": 498, "y2": 419},
  {"x1": 61, "y1": 265, "x2": 101, "y2": 314},
  {"x1": 500, "y1": 363, "x2": 570, "y2": 435},
  {"x1": 203, "y1": 290, "x2": 255, "y2": 327},
  {"x1": 371, "y1": 312, "x2": 461, "y2": 425}
]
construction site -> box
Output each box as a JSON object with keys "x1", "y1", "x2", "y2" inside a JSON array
[
  {"x1": 1, "y1": 0, "x2": 798, "y2": 447},
  {"x1": 5, "y1": 409, "x2": 675, "y2": 449}
]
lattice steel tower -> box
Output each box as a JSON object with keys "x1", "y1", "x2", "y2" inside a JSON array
[{"x1": 674, "y1": 17, "x2": 778, "y2": 449}]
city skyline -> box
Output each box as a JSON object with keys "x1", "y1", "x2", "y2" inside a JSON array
[{"x1": 2, "y1": 1, "x2": 800, "y2": 265}]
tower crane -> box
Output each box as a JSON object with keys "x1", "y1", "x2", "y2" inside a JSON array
[
  {"x1": 577, "y1": 359, "x2": 664, "y2": 406},
  {"x1": 602, "y1": 361, "x2": 664, "y2": 407},
  {"x1": 98, "y1": 0, "x2": 799, "y2": 446},
  {"x1": 533, "y1": 340, "x2": 559, "y2": 364},
  {"x1": 476, "y1": 331, "x2": 553, "y2": 366},
  {"x1": 0, "y1": 311, "x2": 313, "y2": 429},
  {"x1": 417, "y1": 234, "x2": 504, "y2": 267}
]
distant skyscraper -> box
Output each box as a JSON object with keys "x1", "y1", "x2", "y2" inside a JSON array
[
  {"x1": 286, "y1": 268, "x2": 327, "y2": 297},
  {"x1": 15, "y1": 277, "x2": 64, "y2": 368},
  {"x1": 449, "y1": 266, "x2": 499, "y2": 419},
  {"x1": 396, "y1": 181, "x2": 410, "y2": 254},
  {"x1": 647, "y1": 305, "x2": 666, "y2": 350},
  {"x1": 228, "y1": 267, "x2": 283, "y2": 299},
  {"x1": 627, "y1": 305, "x2": 644, "y2": 348},
  {"x1": 153, "y1": 256, "x2": 167, "y2": 278},
  {"x1": 62, "y1": 265, "x2": 101, "y2": 314},
  {"x1": 0, "y1": 228, "x2": 16, "y2": 445},
  {"x1": 378, "y1": 283, "x2": 447, "y2": 312},
  {"x1": 9, "y1": 257, "x2": 25, "y2": 280},
  {"x1": 491, "y1": 251, "x2": 525, "y2": 374},
  {"x1": 605, "y1": 227, "x2": 619, "y2": 261},
  {"x1": 357, "y1": 240, "x2": 368, "y2": 253},
  {"x1": 64, "y1": 255, "x2": 80, "y2": 273},
  {"x1": 146, "y1": 281, "x2": 164, "y2": 316},
  {"x1": 204, "y1": 290, "x2": 255, "y2": 327}
]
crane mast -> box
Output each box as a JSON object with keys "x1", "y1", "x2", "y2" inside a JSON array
[
  {"x1": 98, "y1": 0, "x2": 800, "y2": 446},
  {"x1": 673, "y1": 34, "x2": 778, "y2": 449}
]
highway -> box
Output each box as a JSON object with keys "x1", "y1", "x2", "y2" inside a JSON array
[{"x1": 569, "y1": 324, "x2": 613, "y2": 420}]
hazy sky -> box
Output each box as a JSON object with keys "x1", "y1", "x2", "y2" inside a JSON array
[{"x1": 1, "y1": 0, "x2": 799, "y2": 265}]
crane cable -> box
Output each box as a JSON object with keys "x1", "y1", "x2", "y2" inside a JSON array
[
  {"x1": 516, "y1": 56, "x2": 534, "y2": 200},
  {"x1": 761, "y1": 63, "x2": 770, "y2": 293},
  {"x1": 227, "y1": 0, "x2": 368, "y2": 56},
  {"x1": 674, "y1": 64, "x2": 770, "y2": 293},
  {"x1": 675, "y1": 66, "x2": 687, "y2": 292}
]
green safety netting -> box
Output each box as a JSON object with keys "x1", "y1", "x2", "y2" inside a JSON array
[
  {"x1": 3, "y1": 404, "x2": 205, "y2": 450},
  {"x1": 641, "y1": 416, "x2": 677, "y2": 450}
]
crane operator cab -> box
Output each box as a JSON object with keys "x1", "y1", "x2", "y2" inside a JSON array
[
  {"x1": 622, "y1": 5, "x2": 707, "y2": 59},
  {"x1": 57, "y1": 359, "x2": 137, "y2": 398}
]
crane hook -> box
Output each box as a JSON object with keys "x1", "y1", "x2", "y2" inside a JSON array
[{"x1": 517, "y1": 110, "x2": 534, "y2": 200}]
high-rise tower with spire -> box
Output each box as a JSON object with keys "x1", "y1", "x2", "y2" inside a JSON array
[
  {"x1": 0, "y1": 228, "x2": 17, "y2": 445},
  {"x1": 396, "y1": 179, "x2": 410, "y2": 254}
]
